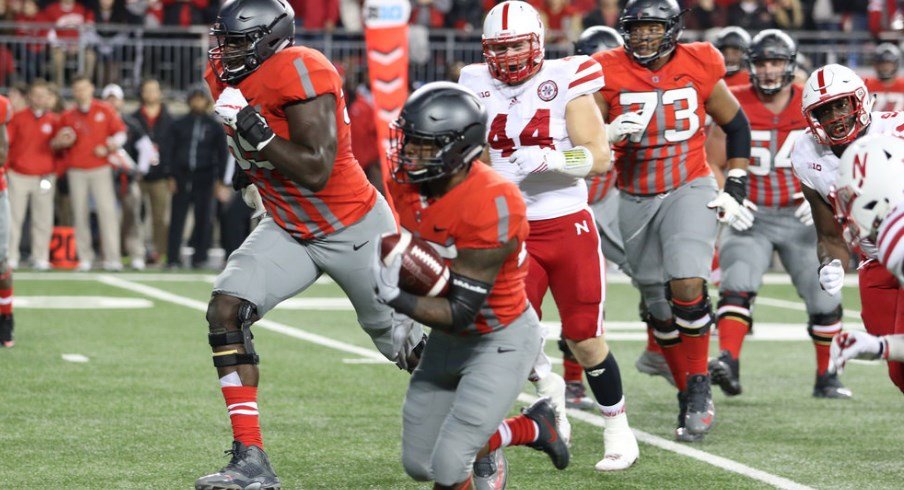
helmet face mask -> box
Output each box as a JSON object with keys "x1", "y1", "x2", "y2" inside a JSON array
[
  {"x1": 573, "y1": 26, "x2": 623, "y2": 56},
  {"x1": 713, "y1": 27, "x2": 751, "y2": 76},
  {"x1": 482, "y1": 34, "x2": 543, "y2": 85},
  {"x1": 746, "y1": 29, "x2": 796, "y2": 96},
  {"x1": 802, "y1": 65, "x2": 872, "y2": 147},
  {"x1": 808, "y1": 95, "x2": 861, "y2": 145},
  {"x1": 617, "y1": 0, "x2": 684, "y2": 67},
  {"x1": 390, "y1": 126, "x2": 467, "y2": 184},
  {"x1": 874, "y1": 43, "x2": 901, "y2": 82}
]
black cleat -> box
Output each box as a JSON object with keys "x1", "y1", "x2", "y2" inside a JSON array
[
  {"x1": 709, "y1": 350, "x2": 742, "y2": 396},
  {"x1": 523, "y1": 397, "x2": 570, "y2": 470},
  {"x1": 195, "y1": 441, "x2": 281, "y2": 490},
  {"x1": 473, "y1": 449, "x2": 507, "y2": 490},
  {"x1": 675, "y1": 392, "x2": 704, "y2": 443},
  {"x1": 813, "y1": 371, "x2": 853, "y2": 399},
  {"x1": 0, "y1": 314, "x2": 14, "y2": 348},
  {"x1": 684, "y1": 374, "x2": 715, "y2": 435}
]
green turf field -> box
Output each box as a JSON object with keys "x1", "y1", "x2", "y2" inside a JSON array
[{"x1": 0, "y1": 272, "x2": 899, "y2": 489}]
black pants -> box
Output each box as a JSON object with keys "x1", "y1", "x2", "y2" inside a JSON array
[{"x1": 168, "y1": 177, "x2": 215, "y2": 267}]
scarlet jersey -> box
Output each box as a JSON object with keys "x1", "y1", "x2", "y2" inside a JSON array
[
  {"x1": 7, "y1": 108, "x2": 60, "y2": 176},
  {"x1": 791, "y1": 111, "x2": 904, "y2": 259},
  {"x1": 732, "y1": 83, "x2": 806, "y2": 207},
  {"x1": 594, "y1": 43, "x2": 723, "y2": 195},
  {"x1": 586, "y1": 169, "x2": 616, "y2": 204},
  {"x1": 206, "y1": 46, "x2": 377, "y2": 240},
  {"x1": 864, "y1": 77, "x2": 904, "y2": 112},
  {"x1": 387, "y1": 162, "x2": 530, "y2": 335},
  {"x1": 59, "y1": 100, "x2": 126, "y2": 170},
  {"x1": 458, "y1": 56, "x2": 605, "y2": 220},
  {"x1": 878, "y1": 202, "x2": 904, "y2": 284},
  {"x1": 724, "y1": 69, "x2": 750, "y2": 88},
  {"x1": 0, "y1": 95, "x2": 10, "y2": 191}
]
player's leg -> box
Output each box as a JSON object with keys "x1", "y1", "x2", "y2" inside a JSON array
[
  {"x1": 712, "y1": 218, "x2": 772, "y2": 396},
  {"x1": 858, "y1": 261, "x2": 904, "y2": 392},
  {"x1": 547, "y1": 208, "x2": 638, "y2": 471},
  {"x1": 0, "y1": 190, "x2": 13, "y2": 347},
  {"x1": 634, "y1": 293, "x2": 673, "y2": 385},
  {"x1": 660, "y1": 177, "x2": 719, "y2": 437},
  {"x1": 313, "y1": 195, "x2": 424, "y2": 365},
  {"x1": 196, "y1": 218, "x2": 323, "y2": 490},
  {"x1": 775, "y1": 211, "x2": 849, "y2": 398},
  {"x1": 891, "y1": 287, "x2": 904, "y2": 393}
]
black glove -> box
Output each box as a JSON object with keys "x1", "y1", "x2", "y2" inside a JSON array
[
  {"x1": 723, "y1": 170, "x2": 748, "y2": 205},
  {"x1": 236, "y1": 106, "x2": 275, "y2": 151},
  {"x1": 232, "y1": 163, "x2": 252, "y2": 191}
]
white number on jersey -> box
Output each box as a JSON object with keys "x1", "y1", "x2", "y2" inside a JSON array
[
  {"x1": 618, "y1": 88, "x2": 700, "y2": 143},
  {"x1": 748, "y1": 129, "x2": 804, "y2": 177}
]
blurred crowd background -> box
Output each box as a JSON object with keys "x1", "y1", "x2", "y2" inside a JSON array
[{"x1": 0, "y1": 0, "x2": 900, "y2": 271}]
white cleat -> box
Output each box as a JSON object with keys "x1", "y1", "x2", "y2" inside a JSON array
[
  {"x1": 532, "y1": 371, "x2": 571, "y2": 446},
  {"x1": 594, "y1": 413, "x2": 639, "y2": 472}
]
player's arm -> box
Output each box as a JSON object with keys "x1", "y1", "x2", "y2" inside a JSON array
[
  {"x1": 704, "y1": 124, "x2": 728, "y2": 187},
  {"x1": 803, "y1": 184, "x2": 850, "y2": 268},
  {"x1": 0, "y1": 123, "x2": 7, "y2": 167},
  {"x1": 566, "y1": 94, "x2": 611, "y2": 176},
  {"x1": 704, "y1": 80, "x2": 750, "y2": 173},
  {"x1": 379, "y1": 240, "x2": 518, "y2": 332}
]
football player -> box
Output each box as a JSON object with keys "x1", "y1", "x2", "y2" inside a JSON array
[
  {"x1": 374, "y1": 81, "x2": 569, "y2": 490},
  {"x1": 827, "y1": 134, "x2": 904, "y2": 390},
  {"x1": 196, "y1": 1, "x2": 424, "y2": 488},
  {"x1": 0, "y1": 94, "x2": 12, "y2": 348},
  {"x1": 704, "y1": 30, "x2": 849, "y2": 399},
  {"x1": 863, "y1": 43, "x2": 904, "y2": 112},
  {"x1": 459, "y1": 1, "x2": 639, "y2": 471},
  {"x1": 712, "y1": 26, "x2": 752, "y2": 88},
  {"x1": 594, "y1": 0, "x2": 752, "y2": 442},
  {"x1": 791, "y1": 64, "x2": 904, "y2": 395}
]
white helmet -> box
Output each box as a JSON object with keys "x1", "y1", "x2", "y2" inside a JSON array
[
  {"x1": 482, "y1": 1, "x2": 545, "y2": 84},
  {"x1": 802, "y1": 64, "x2": 873, "y2": 146},
  {"x1": 834, "y1": 134, "x2": 904, "y2": 241}
]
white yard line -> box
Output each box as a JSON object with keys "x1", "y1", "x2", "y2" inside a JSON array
[{"x1": 95, "y1": 274, "x2": 815, "y2": 490}]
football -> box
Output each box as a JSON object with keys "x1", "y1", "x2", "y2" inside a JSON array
[{"x1": 380, "y1": 232, "x2": 451, "y2": 297}]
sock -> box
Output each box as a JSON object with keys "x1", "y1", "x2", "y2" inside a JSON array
[
  {"x1": 221, "y1": 385, "x2": 263, "y2": 449},
  {"x1": 0, "y1": 288, "x2": 12, "y2": 315},
  {"x1": 673, "y1": 295, "x2": 713, "y2": 377},
  {"x1": 645, "y1": 327, "x2": 662, "y2": 354},
  {"x1": 562, "y1": 359, "x2": 583, "y2": 383},
  {"x1": 717, "y1": 317, "x2": 748, "y2": 360},
  {"x1": 660, "y1": 344, "x2": 687, "y2": 391},
  {"x1": 584, "y1": 352, "x2": 624, "y2": 408},
  {"x1": 599, "y1": 395, "x2": 626, "y2": 418},
  {"x1": 486, "y1": 415, "x2": 538, "y2": 452},
  {"x1": 809, "y1": 323, "x2": 841, "y2": 376}
]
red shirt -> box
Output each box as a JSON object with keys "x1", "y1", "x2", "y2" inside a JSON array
[
  {"x1": 39, "y1": 1, "x2": 94, "y2": 41},
  {"x1": 7, "y1": 109, "x2": 60, "y2": 176},
  {"x1": 594, "y1": 43, "x2": 724, "y2": 195},
  {"x1": 206, "y1": 46, "x2": 377, "y2": 240},
  {"x1": 0, "y1": 96, "x2": 11, "y2": 191},
  {"x1": 587, "y1": 169, "x2": 617, "y2": 204},
  {"x1": 59, "y1": 100, "x2": 126, "y2": 170},
  {"x1": 732, "y1": 84, "x2": 806, "y2": 207},
  {"x1": 724, "y1": 69, "x2": 750, "y2": 88},
  {"x1": 388, "y1": 162, "x2": 530, "y2": 335},
  {"x1": 864, "y1": 77, "x2": 904, "y2": 112}
]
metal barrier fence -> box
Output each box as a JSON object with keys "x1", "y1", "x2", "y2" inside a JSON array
[{"x1": 0, "y1": 22, "x2": 897, "y2": 98}]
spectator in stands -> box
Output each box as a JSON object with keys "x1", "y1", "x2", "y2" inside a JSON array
[
  {"x1": 56, "y1": 75, "x2": 126, "y2": 271},
  {"x1": 773, "y1": 0, "x2": 805, "y2": 30},
  {"x1": 41, "y1": 0, "x2": 96, "y2": 87},
  {"x1": 293, "y1": 0, "x2": 340, "y2": 30},
  {"x1": 868, "y1": 0, "x2": 904, "y2": 36},
  {"x1": 14, "y1": 0, "x2": 46, "y2": 83},
  {"x1": 102, "y1": 83, "x2": 147, "y2": 270},
  {"x1": 411, "y1": 0, "x2": 451, "y2": 27},
  {"x1": 345, "y1": 71, "x2": 381, "y2": 193},
  {"x1": 446, "y1": 0, "x2": 484, "y2": 31},
  {"x1": 7, "y1": 80, "x2": 59, "y2": 270},
  {"x1": 162, "y1": 87, "x2": 226, "y2": 269},
  {"x1": 94, "y1": 0, "x2": 141, "y2": 86},
  {"x1": 133, "y1": 78, "x2": 173, "y2": 265},
  {"x1": 162, "y1": 0, "x2": 209, "y2": 26},
  {"x1": 539, "y1": 0, "x2": 583, "y2": 44},
  {"x1": 685, "y1": 0, "x2": 727, "y2": 31},
  {"x1": 339, "y1": 0, "x2": 363, "y2": 32},
  {"x1": 7, "y1": 84, "x2": 28, "y2": 113},
  {"x1": 727, "y1": 0, "x2": 774, "y2": 31},
  {"x1": 582, "y1": 0, "x2": 621, "y2": 29}
]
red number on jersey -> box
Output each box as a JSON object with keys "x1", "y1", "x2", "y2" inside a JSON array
[{"x1": 488, "y1": 110, "x2": 555, "y2": 158}]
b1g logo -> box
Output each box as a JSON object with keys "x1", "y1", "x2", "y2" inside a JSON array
[
  {"x1": 363, "y1": 0, "x2": 410, "y2": 27},
  {"x1": 537, "y1": 80, "x2": 558, "y2": 102}
]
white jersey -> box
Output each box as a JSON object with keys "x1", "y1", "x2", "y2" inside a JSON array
[
  {"x1": 791, "y1": 111, "x2": 904, "y2": 259},
  {"x1": 458, "y1": 56, "x2": 605, "y2": 220},
  {"x1": 878, "y1": 202, "x2": 904, "y2": 284}
]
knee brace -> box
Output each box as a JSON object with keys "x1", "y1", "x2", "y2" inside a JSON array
[
  {"x1": 208, "y1": 300, "x2": 260, "y2": 367},
  {"x1": 649, "y1": 315, "x2": 680, "y2": 347},
  {"x1": 807, "y1": 306, "x2": 843, "y2": 346},
  {"x1": 639, "y1": 284, "x2": 672, "y2": 322},
  {"x1": 557, "y1": 337, "x2": 577, "y2": 361},
  {"x1": 717, "y1": 291, "x2": 755, "y2": 334},
  {"x1": 671, "y1": 282, "x2": 714, "y2": 337}
]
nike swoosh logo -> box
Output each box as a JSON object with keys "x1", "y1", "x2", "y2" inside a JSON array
[
  {"x1": 543, "y1": 418, "x2": 558, "y2": 443},
  {"x1": 352, "y1": 241, "x2": 370, "y2": 251},
  {"x1": 498, "y1": 347, "x2": 515, "y2": 353},
  {"x1": 587, "y1": 368, "x2": 606, "y2": 377},
  {"x1": 701, "y1": 414, "x2": 713, "y2": 426}
]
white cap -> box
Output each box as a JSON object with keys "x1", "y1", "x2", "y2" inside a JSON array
[{"x1": 101, "y1": 83, "x2": 124, "y2": 100}]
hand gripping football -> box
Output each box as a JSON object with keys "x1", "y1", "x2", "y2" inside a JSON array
[{"x1": 380, "y1": 232, "x2": 450, "y2": 297}]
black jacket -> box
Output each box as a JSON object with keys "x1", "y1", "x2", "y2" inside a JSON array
[
  {"x1": 132, "y1": 104, "x2": 175, "y2": 181},
  {"x1": 161, "y1": 112, "x2": 228, "y2": 183}
]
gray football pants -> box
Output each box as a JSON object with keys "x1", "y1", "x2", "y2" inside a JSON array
[
  {"x1": 402, "y1": 308, "x2": 541, "y2": 486},
  {"x1": 589, "y1": 187, "x2": 631, "y2": 274}
]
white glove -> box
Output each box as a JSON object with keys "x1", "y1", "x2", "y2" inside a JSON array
[
  {"x1": 792, "y1": 192, "x2": 813, "y2": 226},
  {"x1": 607, "y1": 111, "x2": 645, "y2": 144},
  {"x1": 707, "y1": 193, "x2": 757, "y2": 231},
  {"x1": 241, "y1": 184, "x2": 266, "y2": 219},
  {"x1": 214, "y1": 87, "x2": 249, "y2": 129},
  {"x1": 509, "y1": 147, "x2": 566, "y2": 175},
  {"x1": 818, "y1": 259, "x2": 844, "y2": 296},
  {"x1": 372, "y1": 240, "x2": 402, "y2": 305},
  {"x1": 391, "y1": 312, "x2": 426, "y2": 372},
  {"x1": 829, "y1": 330, "x2": 887, "y2": 374}
]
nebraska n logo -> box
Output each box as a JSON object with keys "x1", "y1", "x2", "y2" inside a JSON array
[
  {"x1": 575, "y1": 220, "x2": 590, "y2": 236},
  {"x1": 853, "y1": 152, "x2": 868, "y2": 187}
]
